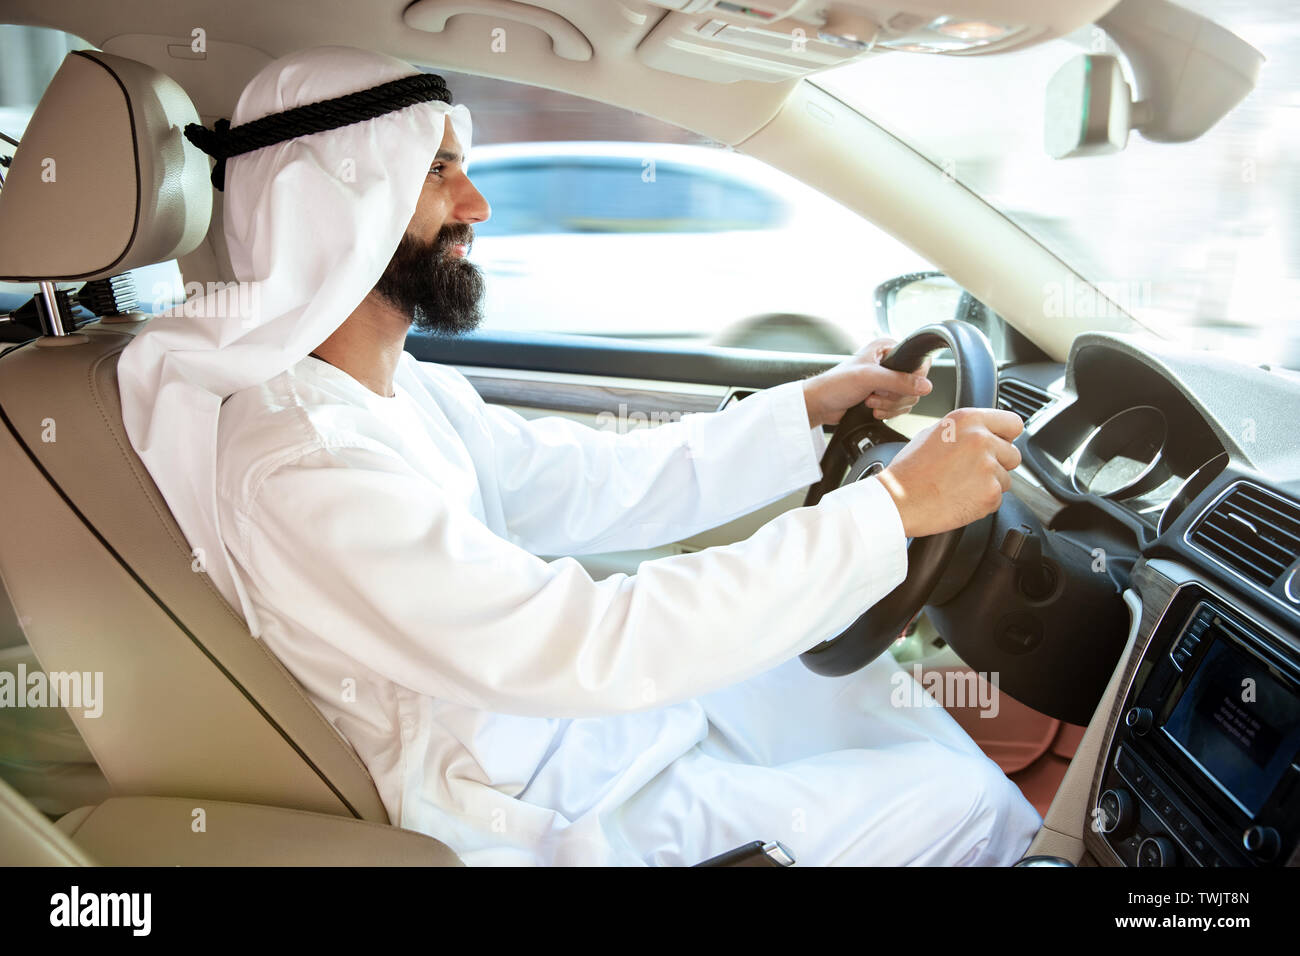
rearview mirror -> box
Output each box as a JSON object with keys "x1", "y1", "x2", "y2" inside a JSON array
[
  {"x1": 1044, "y1": 0, "x2": 1264, "y2": 160},
  {"x1": 1044, "y1": 54, "x2": 1135, "y2": 159}
]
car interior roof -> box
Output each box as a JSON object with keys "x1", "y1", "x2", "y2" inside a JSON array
[
  {"x1": 2, "y1": 1, "x2": 1141, "y2": 364},
  {"x1": 3, "y1": 0, "x2": 1116, "y2": 143}
]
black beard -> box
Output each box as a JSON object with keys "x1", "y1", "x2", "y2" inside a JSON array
[{"x1": 373, "y1": 223, "x2": 484, "y2": 336}]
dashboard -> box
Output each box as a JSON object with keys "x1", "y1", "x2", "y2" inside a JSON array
[
  {"x1": 993, "y1": 332, "x2": 1300, "y2": 867},
  {"x1": 1007, "y1": 345, "x2": 1229, "y2": 544}
]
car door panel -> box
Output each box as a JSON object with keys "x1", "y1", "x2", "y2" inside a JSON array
[
  {"x1": 412, "y1": 328, "x2": 837, "y2": 387},
  {"x1": 412, "y1": 330, "x2": 961, "y2": 580}
]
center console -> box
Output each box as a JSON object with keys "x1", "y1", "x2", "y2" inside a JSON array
[{"x1": 1091, "y1": 581, "x2": 1300, "y2": 866}]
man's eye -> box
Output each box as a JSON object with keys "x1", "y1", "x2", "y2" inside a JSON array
[{"x1": 428, "y1": 164, "x2": 445, "y2": 177}]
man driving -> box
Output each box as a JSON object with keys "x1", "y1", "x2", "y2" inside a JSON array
[{"x1": 119, "y1": 46, "x2": 1040, "y2": 866}]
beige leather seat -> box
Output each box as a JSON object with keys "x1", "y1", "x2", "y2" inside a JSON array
[
  {"x1": 0, "y1": 51, "x2": 429, "y2": 847},
  {"x1": 0, "y1": 775, "x2": 94, "y2": 866},
  {"x1": 0, "y1": 773, "x2": 459, "y2": 866}
]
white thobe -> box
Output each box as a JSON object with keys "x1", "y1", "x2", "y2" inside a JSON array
[{"x1": 215, "y1": 352, "x2": 1040, "y2": 866}]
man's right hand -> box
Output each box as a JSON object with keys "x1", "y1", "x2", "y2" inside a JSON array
[{"x1": 876, "y1": 408, "x2": 1024, "y2": 538}]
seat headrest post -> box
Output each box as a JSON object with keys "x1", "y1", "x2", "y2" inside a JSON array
[{"x1": 36, "y1": 281, "x2": 70, "y2": 337}]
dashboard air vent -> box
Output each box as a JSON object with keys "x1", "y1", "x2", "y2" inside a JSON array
[
  {"x1": 1188, "y1": 483, "x2": 1300, "y2": 589},
  {"x1": 997, "y1": 379, "x2": 1053, "y2": 422}
]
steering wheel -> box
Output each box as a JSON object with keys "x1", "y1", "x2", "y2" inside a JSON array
[{"x1": 799, "y1": 319, "x2": 998, "y2": 677}]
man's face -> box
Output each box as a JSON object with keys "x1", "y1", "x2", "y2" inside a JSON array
[{"x1": 373, "y1": 118, "x2": 491, "y2": 335}]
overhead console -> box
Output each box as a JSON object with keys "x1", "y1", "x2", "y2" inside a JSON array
[{"x1": 633, "y1": 0, "x2": 1122, "y2": 82}]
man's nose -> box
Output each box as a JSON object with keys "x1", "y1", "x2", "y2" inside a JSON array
[{"x1": 455, "y1": 177, "x2": 491, "y2": 225}]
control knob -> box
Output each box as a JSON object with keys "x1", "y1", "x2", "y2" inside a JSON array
[
  {"x1": 1137, "y1": 836, "x2": 1178, "y2": 867},
  {"x1": 1125, "y1": 707, "x2": 1154, "y2": 736},
  {"x1": 1097, "y1": 788, "x2": 1136, "y2": 838},
  {"x1": 1242, "y1": 825, "x2": 1281, "y2": 861}
]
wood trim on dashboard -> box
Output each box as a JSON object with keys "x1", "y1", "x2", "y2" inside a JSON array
[
  {"x1": 1081, "y1": 560, "x2": 1182, "y2": 866},
  {"x1": 462, "y1": 373, "x2": 726, "y2": 417}
]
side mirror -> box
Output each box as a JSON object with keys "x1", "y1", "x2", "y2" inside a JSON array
[
  {"x1": 875, "y1": 272, "x2": 975, "y2": 340},
  {"x1": 874, "y1": 272, "x2": 1021, "y2": 361}
]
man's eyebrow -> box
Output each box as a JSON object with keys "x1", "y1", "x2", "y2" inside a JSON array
[{"x1": 433, "y1": 149, "x2": 464, "y2": 165}]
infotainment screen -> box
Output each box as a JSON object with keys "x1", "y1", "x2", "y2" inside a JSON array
[{"x1": 1162, "y1": 631, "x2": 1300, "y2": 816}]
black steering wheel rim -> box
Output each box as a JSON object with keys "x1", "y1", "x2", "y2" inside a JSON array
[{"x1": 799, "y1": 319, "x2": 998, "y2": 676}]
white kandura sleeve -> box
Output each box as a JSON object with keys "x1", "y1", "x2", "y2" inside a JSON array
[
  {"x1": 231, "y1": 443, "x2": 907, "y2": 718},
  {"x1": 441, "y1": 368, "x2": 827, "y2": 556}
]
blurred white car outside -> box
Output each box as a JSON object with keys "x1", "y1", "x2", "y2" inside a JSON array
[{"x1": 468, "y1": 141, "x2": 934, "y2": 353}]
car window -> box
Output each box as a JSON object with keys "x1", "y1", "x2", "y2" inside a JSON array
[
  {"x1": 468, "y1": 163, "x2": 556, "y2": 237},
  {"x1": 552, "y1": 161, "x2": 784, "y2": 234},
  {"x1": 441, "y1": 69, "x2": 940, "y2": 355},
  {"x1": 473, "y1": 158, "x2": 786, "y2": 238},
  {"x1": 813, "y1": 0, "x2": 1299, "y2": 367}
]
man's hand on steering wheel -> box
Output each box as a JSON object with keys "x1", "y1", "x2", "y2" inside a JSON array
[
  {"x1": 798, "y1": 334, "x2": 1021, "y2": 538},
  {"x1": 801, "y1": 337, "x2": 934, "y2": 428},
  {"x1": 799, "y1": 320, "x2": 1018, "y2": 676},
  {"x1": 876, "y1": 407, "x2": 1024, "y2": 538}
]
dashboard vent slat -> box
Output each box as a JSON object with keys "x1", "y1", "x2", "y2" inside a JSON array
[
  {"x1": 1189, "y1": 483, "x2": 1300, "y2": 589},
  {"x1": 997, "y1": 379, "x2": 1052, "y2": 422},
  {"x1": 1196, "y1": 524, "x2": 1287, "y2": 580},
  {"x1": 1201, "y1": 513, "x2": 1291, "y2": 566},
  {"x1": 1234, "y1": 486, "x2": 1300, "y2": 538}
]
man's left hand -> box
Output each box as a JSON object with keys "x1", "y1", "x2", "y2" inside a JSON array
[{"x1": 802, "y1": 337, "x2": 933, "y2": 429}]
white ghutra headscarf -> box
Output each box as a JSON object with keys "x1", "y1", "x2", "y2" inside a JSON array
[{"x1": 117, "y1": 46, "x2": 472, "y2": 636}]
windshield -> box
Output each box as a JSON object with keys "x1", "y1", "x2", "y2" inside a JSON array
[{"x1": 812, "y1": 0, "x2": 1299, "y2": 368}]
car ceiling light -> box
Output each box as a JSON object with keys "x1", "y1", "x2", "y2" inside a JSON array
[
  {"x1": 817, "y1": 30, "x2": 873, "y2": 52},
  {"x1": 930, "y1": 17, "x2": 1015, "y2": 42},
  {"x1": 816, "y1": 7, "x2": 879, "y2": 53},
  {"x1": 713, "y1": 1, "x2": 779, "y2": 20},
  {"x1": 874, "y1": 15, "x2": 1025, "y2": 54},
  {"x1": 888, "y1": 42, "x2": 947, "y2": 53}
]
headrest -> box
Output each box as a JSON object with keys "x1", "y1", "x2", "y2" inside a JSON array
[{"x1": 0, "y1": 51, "x2": 212, "y2": 282}]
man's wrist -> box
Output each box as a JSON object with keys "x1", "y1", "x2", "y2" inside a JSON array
[
  {"x1": 802, "y1": 378, "x2": 826, "y2": 430},
  {"x1": 875, "y1": 467, "x2": 914, "y2": 538}
]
